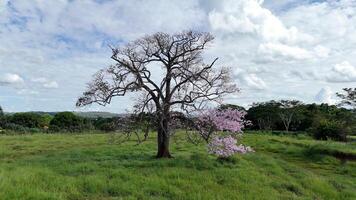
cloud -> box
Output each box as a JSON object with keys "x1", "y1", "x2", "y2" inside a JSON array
[
  {"x1": 43, "y1": 81, "x2": 59, "y2": 89},
  {"x1": 326, "y1": 61, "x2": 356, "y2": 82},
  {"x1": 314, "y1": 87, "x2": 336, "y2": 105},
  {"x1": 1, "y1": 0, "x2": 356, "y2": 112},
  {"x1": 258, "y1": 43, "x2": 313, "y2": 60},
  {"x1": 17, "y1": 89, "x2": 39, "y2": 95},
  {"x1": 235, "y1": 72, "x2": 267, "y2": 90},
  {"x1": 0, "y1": 73, "x2": 24, "y2": 87},
  {"x1": 31, "y1": 77, "x2": 59, "y2": 89},
  {"x1": 209, "y1": 0, "x2": 312, "y2": 44}
]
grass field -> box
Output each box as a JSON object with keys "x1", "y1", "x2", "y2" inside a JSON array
[{"x1": 0, "y1": 132, "x2": 355, "y2": 200}]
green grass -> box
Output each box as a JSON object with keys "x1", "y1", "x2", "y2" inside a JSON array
[{"x1": 0, "y1": 132, "x2": 355, "y2": 200}]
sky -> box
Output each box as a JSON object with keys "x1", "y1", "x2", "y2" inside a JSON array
[{"x1": 0, "y1": 0, "x2": 355, "y2": 113}]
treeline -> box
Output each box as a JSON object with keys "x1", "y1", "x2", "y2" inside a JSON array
[
  {"x1": 241, "y1": 100, "x2": 355, "y2": 141},
  {"x1": 0, "y1": 109, "x2": 147, "y2": 134},
  {"x1": 0, "y1": 111, "x2": 93, "y2": 133},
  {"x1": 0, "y1": 100, "x2": 355, "y2": 142}
]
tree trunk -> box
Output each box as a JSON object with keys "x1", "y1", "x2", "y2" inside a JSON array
[{"x1": 156, "y1": 118, "x2": 172, "y2": 158}]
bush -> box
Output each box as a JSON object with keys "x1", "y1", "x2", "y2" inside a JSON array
[
  {"x1": 93, "y1": 117, "x2": 119, "y2": 132},
  {"x1": 311, "y1": 120, "x2": 348, "y2": 141},
  {"x1": 9, "y1": 112, "x2": 49, "y2": 129},
  {"x1": 49, "y1": 112, "x2": 92, "y2": 132},
  {"x1": 2, "y1": 123, "x2": 28, "y2": 132}
]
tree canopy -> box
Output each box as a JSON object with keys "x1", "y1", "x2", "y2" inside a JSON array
[{"x1": 77, "y1": 31, "x2": 238, "y2": 158}]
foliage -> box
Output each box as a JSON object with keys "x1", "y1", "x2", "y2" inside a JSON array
[
  {"x1": 93, "y1": 117, "x2": 120, "y2": 132},
  {"x1": 49, "y1": 112, "x2": 92, "y2": 132},
  {"x1": 0, "y1": 105, "x2": 3, "y2": 117},
  {"x1": 246, "y1": 101, "x2": 281, "y2": 130},
  {"x1": 218, "y1": 104, "x2": 246, "y2": 112},
  {"x1": 9, "y1": 112, "x2": 49, "y2": 129},
  {"x1": 246, "y1": 101, "x2": 355, "y2": 140},
  {"x1": 311, "y1": 119, "x2": 349, "y2": 141}
]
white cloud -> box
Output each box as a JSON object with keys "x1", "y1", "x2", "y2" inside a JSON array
[
  {"x1": 314, "y1": 87, "x2": 336, "y2": 105},
  {"x1": 258, "y1": 43, "x2": 313, "y2": 60},
  {"x1": 31, "y1": 77, "x2": 48, "y2": 84},
  {"x1": 235, "y1": 72, "x2": 267, "y2": 90},
  {"x1": 209, "y1": 0, "x2": 312, "y2": 44},
  {"x1": 17, "y1": 89, "x2": 39, "y2": 95},
  {"x1": 0, "y1": 73, "x2": 24, "y2": 87},
  {"x1": 1, "y1": 0, "x2": 356, "y2": 111},
  {"x1": 31, "y1": 77, "x2": 59, "y2": 89},
  {"x1": 43, "y1": 81, "x2": 59, "y2": 89},
  {"x1": 326, "y1": 61, "x2": 356, "y2": 82}
]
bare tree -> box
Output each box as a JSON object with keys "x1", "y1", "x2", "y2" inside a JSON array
[
  {"x1": 76, "y1": 31, "x2": 238, "y2": 158},
  {"x1": 278, "y1": 100, "x2": 302, "y2": 133},
  {"x1": 337, "y1": 88, "x2": 356, "y2": 109}
]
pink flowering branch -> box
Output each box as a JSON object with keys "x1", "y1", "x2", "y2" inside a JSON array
[
  {"x1": 195, "y1": 108, "x2": 251, "y2": 142},
  {"x1": 208, "y1": 136, "x2": 254, "y2": 158},
  {"x1": 193, "y1": 108, "x2": 254, "y2": 158}
]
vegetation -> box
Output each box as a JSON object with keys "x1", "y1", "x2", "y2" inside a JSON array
[
  {"x1": 246, "y1": 101, "x2": 355, "y2": 141},
  {"x1": 311, "y1": 119, "x2": 348, "y2": 141},
  {"x1": 49, "y1": 112, "x2": 93, "y2": 132},
  {"x1": 76, "y1": 31, "x2": 238, "y2": 158},
  {"x1": 0, "y1": 132, "x2": 355, "y2": 199}
]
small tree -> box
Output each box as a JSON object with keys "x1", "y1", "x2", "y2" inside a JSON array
[
  {"x1": 278, "y1": 100, "x2": 303, "y2": 133},
  {"x1": 195, "y1": 108, "x2": 253, "y2": 159},
  {"x1": 195, "y1": 108, "x2": 248, "y2": 142},
  {"x1": 77, "y1": 31, "x2": 238, "y2": 158}
]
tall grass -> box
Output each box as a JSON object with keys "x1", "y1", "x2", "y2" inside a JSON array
[{"x1": 0, "y1": 132, "x2": 355, "y2": 199}]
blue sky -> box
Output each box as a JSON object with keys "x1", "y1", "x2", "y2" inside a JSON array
[{"x1": 0, "y1": 0, "x2": 355, "y2": 113}]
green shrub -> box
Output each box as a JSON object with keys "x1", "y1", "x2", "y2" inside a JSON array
[
  {"x1": 311, "y1": 120, "x2": 348, "y2": 141},
  {"x1": 93, "y1": 117, "x2": 119, "y2": 132},
  {"x1": 49, "y1": 112, "x2": 92, "y2": 132},
  {"x1": 0, "y1": 122, "x2": 41, "y2": 133},
  {"x1": 9, "y1": 113, "x2": 48, "y2": 128}
]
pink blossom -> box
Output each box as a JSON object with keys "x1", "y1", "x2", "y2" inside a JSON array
[
  {"x1": 208, "y1": 136, "x2": 254, "y2": 158},
  {"x1": 198, "y1": 108, "x2": 249, "y2": 133},
  {"x1": 197, "y1": 108, "x2": 254, "y2": 158}
]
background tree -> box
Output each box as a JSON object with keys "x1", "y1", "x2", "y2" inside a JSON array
[
  {"x1": 246, "y1": 101, "x2": 280, "y2": 131},
  {"x1": 337, "y1": 88, "x2": 356, "y2": 109},
  {"x1": 0, "y1": 106, "x2": 3, "y2": 117},
  {"x1": 49, "y1": 112, "x2": 92, "y2": 132},
  {"x1": 10, "y1": 112, "x2": 48, "y2": 129},
  {"x1": 277, "y1": 100, "x2": 303, "y2": 133},
  {"x1": 77, "y1": 31, "x2": 238, "y2": 158},
  {"x1": 218, "y1": 104, "x2": 246, "y2": 112}
]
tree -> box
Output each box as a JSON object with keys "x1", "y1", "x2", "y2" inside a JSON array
[
  {"x1": 10, "y1": 112, "x2": 47, "y2": 129},
  {"x1": 50, "y1": 112, "x2": 92, "y2": 132},
  {"x1": 0, "y1": 106, "x2": 3, "y2": 117},
  {"x1": 218, "y1": 104, "x2": 246, "y2": 112},
  {"x1": 337, "y1": 88, "x2": 356, "y2": 109},
  {"x1": 77, "y1": 31, "x2": 238, "y2": 158},
  {"x1": 247, "y1": 101, "x2": 280, "y2": 131},
  {"x1": 277, "y1": 100, "x2": 303, "y2": 133}
]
